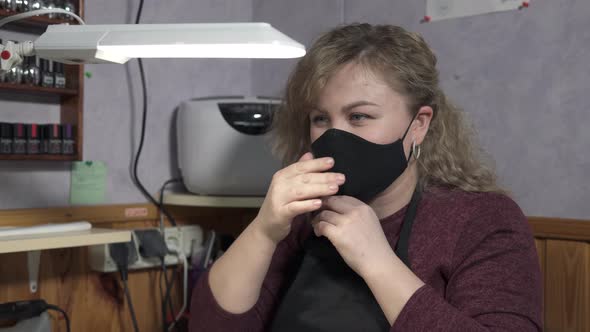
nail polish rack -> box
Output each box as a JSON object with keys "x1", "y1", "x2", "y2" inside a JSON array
[{"x1": 0, "y1": 0, "x2": 84, "y2": 161}]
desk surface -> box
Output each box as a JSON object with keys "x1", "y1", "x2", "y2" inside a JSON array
[
  {"x1": 0, "y1": 228, "x2": 131, "y2": 254},
  {"x1": 162, "y1": 192, "x2": 264, "y2": 208}
]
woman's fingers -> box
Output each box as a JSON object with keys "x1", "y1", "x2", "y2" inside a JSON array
[
  {"x1": 297, "y1": 172, "x2": 345, "y2": 185},
  {"x1": 283, "y1": 199, "x2": 323, "y2": 218},
  {"x1": 282, "y1": 183, "x2": 340, "y2": 203},
  {"x1": 279, "y1": 156, "x2": 335, "y2": 179},
  {"x1": 298, "y1": 152, "x2": 314, "y2": 162},
  {"x1": 312, "y1": 220, "x2": 338, "y2": 239}
]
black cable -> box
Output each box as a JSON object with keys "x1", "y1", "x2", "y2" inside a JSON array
[
  {"x1": 158, "y1": 178, "x2": 181, "y2": 331},
  {"x1": 131, "y1": 1, "x2": 180, "y2": 329},
  {"x1": 110, "y1": 242, "x2": 140, "y2": 332},
  {"x1": 162, "y1": 259, "x2": 179, "y2": 332},
  {"x1": 46, "y1": 304, "x2": 71, "y2": 332},
  {"x1": 0, "y1": 300, "x2": 71, "y2": 331},
  {"x1": 158, "y1": 179, "x2": 182, "y2": 227},
  {"x1": 160, "y1": 259, "x2": 176, "y2": 332},
  {"x1": 130, "y1": 0, "x2": 179, "y2": 228},
  {"x1": 159, "y1": 179, "x2": 182, "y2": 207},
  {"x1": 122, "y1": 275, "x2": 140, "y2": 332},
  {"x1": 134, "y1": 0, "x2": 144, "y2": 25}
]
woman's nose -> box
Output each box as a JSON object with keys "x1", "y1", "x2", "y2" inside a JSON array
[{"x1": 330, "y1": 119, "x2": 348, "y2": 131}]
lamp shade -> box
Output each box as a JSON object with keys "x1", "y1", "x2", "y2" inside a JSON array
[{"x1": 33, "y1": 23, "x2": 306, "y2": 64}]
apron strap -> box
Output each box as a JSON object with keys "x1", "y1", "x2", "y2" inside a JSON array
[{"x1": 394, "y1": 188, "x2": 422, "y2": 267}]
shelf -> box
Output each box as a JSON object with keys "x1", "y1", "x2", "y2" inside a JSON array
[
  {"x1": 1, "y1": 1, "x2": 85, "y2": 162},
  {"x1": 163, "y1": 191, "x2": 264, "y2": 208},
  {"x1": 0, "y1": 154, "x2": 79, "y2": 161},
  {"x1": 0, "y1": 8, "x2": 78, "y2": 31},
  {"x1": 0, "y1": 82, "x2": 78, "y2": 96},
  {"x1": 0, "y1": 228, "x2": 131, "y2": 254}
]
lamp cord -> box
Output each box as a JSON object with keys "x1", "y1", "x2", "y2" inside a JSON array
[{"x1": 0, "y1": 9, "x2": 85, "y2": 28}]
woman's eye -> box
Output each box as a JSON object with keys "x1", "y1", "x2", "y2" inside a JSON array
[
  {"x1": 350, "y1": 113, "x2": 370, "y2": 122},
  {"x1": 311, "y1": 115, "x2": 328, "y2": 124}
]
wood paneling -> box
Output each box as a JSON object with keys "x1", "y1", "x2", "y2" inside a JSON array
[
  {"x1": 535, "y1": 239, "x2": 546, "y2": 276},
  {"x1": 0, "y1": 204, "x2": 159, "y2": 227},
  {"x1": 0, "y1": 204, "x2": 257, "y2": 234},
  {"x1": 529, "y1": 217, "x2": 590, "y2": 241},
  {"x1": 544, "y1": 240, "x2": 590, "y2": 332},
  {"x1": 534, "y1": 238, "x2": 546, "y2": 326}
]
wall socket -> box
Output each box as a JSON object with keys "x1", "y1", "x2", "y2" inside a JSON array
[{"x1": 88, "y1": 225, "x2": 203, "y2": 273}]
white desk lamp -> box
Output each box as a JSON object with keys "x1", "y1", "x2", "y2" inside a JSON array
[{"x1": 0, "y1": 9, "x2": 306, "y2": 71}]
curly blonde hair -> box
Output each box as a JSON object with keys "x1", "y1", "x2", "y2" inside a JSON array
[{"x1": 272, "y1": 23, "x2": 502, "y2": 193}]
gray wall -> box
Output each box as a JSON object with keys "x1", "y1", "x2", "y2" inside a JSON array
[
  {"x1": 0, "y1": 0, "x2": 253, "y2": 208},
  {"x1": 252, "y1": 0, "x2": 590, "y2": 220},
  {"x1": 1, "y1": 0, "x2": 589, "y2": 220}
]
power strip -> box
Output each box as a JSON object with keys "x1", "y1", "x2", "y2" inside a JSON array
[{"x1": 88, "y1": 225, "x2": 203, "y2": 273}]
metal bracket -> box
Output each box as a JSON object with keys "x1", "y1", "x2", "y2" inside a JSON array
[{"x1": 27, "y1": 250, "x2": 41, "y2": 293}]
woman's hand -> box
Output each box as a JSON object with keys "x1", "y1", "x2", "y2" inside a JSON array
[
  {"x1": 311, "y1": 195, "x2": 396, "y2": 278},
  {"x1": 254, "y1": 152, "x2": 346, "y2": 245}
]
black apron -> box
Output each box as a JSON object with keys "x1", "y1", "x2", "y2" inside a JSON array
[{"x1": 269, "y1": 189, "x2": 422, "y2": 332}]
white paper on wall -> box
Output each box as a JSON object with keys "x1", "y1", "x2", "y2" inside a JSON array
[{"x1": 425, "y1": 0, "x2": 526, "y2": 22}]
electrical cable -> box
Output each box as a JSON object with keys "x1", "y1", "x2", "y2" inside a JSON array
[
  {"x1": 160, "y1": 259, "x2": 176, "y2": 328},
  {"x1": 160, "y1": 260, "x2": 178, "y2": 332},
  {"x1": 130, "y1": 0, "x2": 179, "y2": 229},
  {"x1": 158, "y1": 178, "x2": 181, "y2": 331},
  {"x1": 45, "y1": 304, "x2": 71, "y2": 332},
  {"x1": 134, "y1": 0, "x2": 144, "y2": 25},
  {"x1": 158, "y1": 178, "x2": 182, "y2": 231},
  {"x1": 161, "y1": 251, "x2": 176, "y2": 332},
  {"x1": 0, "y1": 9, "x2": 85, "y2": 28},
  {"x1": 0, "y1": 300, "x2": 71, "y2": 332},
  {"x1": 167, "y1": 252, "x2": 188, "y2": 332},
  {"x1": 130, "y1": 2, "x2": 182, "y2": 330},
  {"x1": 110, "y1": 242, "x2": 140, "y2": 332},
  {"x1": 122, "y1": 275, "x2": 140, "y2": 332}
]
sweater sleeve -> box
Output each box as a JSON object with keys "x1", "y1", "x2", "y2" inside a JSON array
[
  {"x1": 391, "y1": 196, "x2": 543, "y2": 332},
  {"x1": 189, "y1": 217, "x2": 309, "y2": 332}
]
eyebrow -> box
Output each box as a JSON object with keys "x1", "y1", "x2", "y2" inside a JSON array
[{"x1": 315, "y1": 100, "x2": 379, "y2": 113}]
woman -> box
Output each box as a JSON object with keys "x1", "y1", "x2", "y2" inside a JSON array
[{"x1": 189, "y1": 23, "x2": 542, "y2": 331}]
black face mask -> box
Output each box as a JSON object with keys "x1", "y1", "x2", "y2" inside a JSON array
[{"x1": 310, "y1": 120, "x2": 414, "y2": 202}]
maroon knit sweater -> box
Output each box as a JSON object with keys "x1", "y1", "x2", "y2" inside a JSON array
[{"x1": 189, "y1": 187, "x2": 543, "y2": 331}]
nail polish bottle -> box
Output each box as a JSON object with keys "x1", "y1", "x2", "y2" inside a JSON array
[
  {"x1": 61, "y1": 124, "x2": 75, "y2": 154},
  {"x1": 15, "y1": 0, "x2": 27, "y2": 12},
  {"x1": 60, "y1": 0, "x2": 74, "y2": 20},
  {"x1": 12, "y1": 123, "x2": 26, "y2": 154},
  {"x1": 53, "y1": 62, "x2": 66, "y2": 88},
  {"x1": 22, "y1": 56, "x2": 41, "y2": 86},
  {"x1": 0, "y1": 123, "x2": 13, "y2": 154},
  {"x1": 42, "y1": 0, "x2": 55, "y2": 18},
  {"x1": 47, "y1": 123, "x2": 62, "y2": 154},
  {"x1": 5, "y1": 63, "x2": 22, "y2": 84},
  {"x1": 26, "y1": 124, "x2": 40, "y2": 154},
  {"x1": 41, "y1": 58, "x2": 54, "y2": 88},
  {"x1": 7, "y1": 0, "x2": 17, "y2": 11},
  {"x1": 28, "y1": 0, "x2": 43, "y2": 11},
  {"x1": 0, "y1": 39, "x2": 4, "y2": 83},
  {"x1": 40, "y1": 124, "x2": 48, "y2": 154}
]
